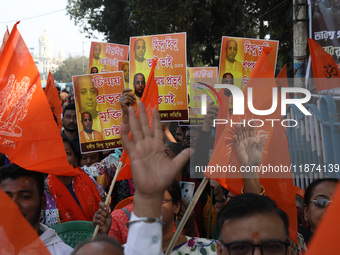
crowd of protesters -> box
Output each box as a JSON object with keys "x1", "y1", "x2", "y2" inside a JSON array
[{"x1": 0, "y1": 86, "x2": 338, "y2": 255}]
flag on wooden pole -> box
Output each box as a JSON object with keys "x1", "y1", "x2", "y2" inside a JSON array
[{"x1": 0, "y1": 22, "x2": 77, "y2": 176}]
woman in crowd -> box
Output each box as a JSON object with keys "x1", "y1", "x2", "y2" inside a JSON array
[
  {"x1": 301, "y1": 177, "x2": 338, "y2": 244},
  {"x1": 42, "y1": 138, "x2": 104, "y2": 227}
]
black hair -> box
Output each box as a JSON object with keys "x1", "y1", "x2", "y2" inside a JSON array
[
  {"x1": 217, "y1": 193, "x2": 289, "y2": 240},
  {"x1": 304, "y1": 178, "x2": 338, "y2": 206},
  {"x1": 71, "y1": 234, "x2": 123, "y2": 254},
  {"x1": 165, "y1": 142, "x2": 184, "y2": 156},
  {"x1": 0, "y1": 163, "x2": 45, "y2": 197},
  {"x1": 63, "y1": 137, "x2": 80, "y2": 165},
  {"x1": 167, "y1": 179, "x2": 182, "y2": 206},
  {"x1": 90, "y1": 66, "x2": 99, "y2": 74},
  {"x1": 63, "y1": 103, "x2": 76, "y2": 117}
]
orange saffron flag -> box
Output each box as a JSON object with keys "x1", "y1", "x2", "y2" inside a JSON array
[
  {"x1": 308, "y1": 38, "x2": 340, "y2": 91},
  {"x1": 45, "y1": 71, "x2": 62, "y2": 131},
  {"x1": 0, "y1": 189, "x2": 50, "y2": 254},
  {"x1": 0, "y1": 22, "x2": 77, "y2": 176},
  {"x1": 0, "y1": 27, "x2": 9, "y2": 54},
  {"x1": 118, "y1": 58, "x2": 159, "y2": 181},
  {"x1": 307, "y1": 182, "x2": 340, "y2": 254},
  {"x1": 205, "y1": 47, "x2": 298, "y2": 242},
  {"x1": 214, "y1": 88, "x2": 230, "y2": 147}
]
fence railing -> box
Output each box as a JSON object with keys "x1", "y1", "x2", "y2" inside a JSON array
[{"x1": 286, "y1": 95, "x2": 340, "y2": 189}]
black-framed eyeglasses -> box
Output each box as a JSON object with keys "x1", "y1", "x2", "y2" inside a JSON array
[
  {"x1": 219, "y1": 240, "x2": 290, "y2": 255},
  {"x1": 135, "y1": 80, "x2": 145, "y2": 85},
  {"x1": 311, "y1": 198, "x2": 332, "y2": 208}
]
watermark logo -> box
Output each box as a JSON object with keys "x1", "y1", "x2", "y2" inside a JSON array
[{"x1": 201, "y1": 84, "x2": 311, "y2": 116}]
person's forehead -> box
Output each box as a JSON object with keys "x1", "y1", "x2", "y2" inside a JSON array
[
  {"x1": 227, "y1": 41, "x2": 237, "y2": 48},
  {"x1": 312, "y1": 181, "x2": 337, "y2": 198},
  {"x1": 221, "y1": 213, "x2": 286, "y2": 243},
  {"x1": 176, "y1": 127, "x2": 184, "y2": 134},
  {"x1": 82, "y1": 113, "x2": 92, "y2": 119},
  {"x1": 64, "y1": 109, "x2": 76, "y2": 116},
  {"x1": 135, "y1": 74, "x2": 144, "y2": 81},
  {"x1": 0, "y1": 176, "x2": 39, "y2": 194},
  {"x1": 82, "y1": 152, "x2": 99, "y2": 158},
  {"x1": 79, "y1": 79, "x2": 95, "y2": 89},
  {"x1": 135, "y1": 40, "x2": 145, "y2": 47},
  {"x1": 94, "y1": 44, "x2": 101, "y2": 49},
  {"x1": 223, "y1": 74, "x2": 233, "y2": 79}
]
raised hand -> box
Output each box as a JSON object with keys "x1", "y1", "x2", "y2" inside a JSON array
[
  {"x1": 120, "y1": 102, "x2": 191, "y2": 217},
  {"x1": 119, "y1": 88, "x2": 136, "y2": 124},
  {"x1": 233, "y1": 125, "x2": 266, "y2": 167}
]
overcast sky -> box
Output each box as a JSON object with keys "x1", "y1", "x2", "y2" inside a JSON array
[{"x1": 0, "y1": 0, "x2": 105, "y2": 58}]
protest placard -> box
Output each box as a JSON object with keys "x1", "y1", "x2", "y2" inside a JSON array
[
  {"x1": 88, "y1": 42, "x2": 129, "y2": 74},
  {"x1": 73, "y1": 72, "x2": 124, "y2": 153},
  {"x1": 129, "y1": 33, "x2": 188, "y2": 121}
]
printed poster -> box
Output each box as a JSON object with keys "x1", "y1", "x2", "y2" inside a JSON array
[
  {"x1": 311, "y1": 0, "x2": 340, "y2": 66},
  {"x1": 118, "y1": 61, "x2": 130, "y2": 89},
  {"x1": 219, "y1": 36, "x2": 278, "y2": 108},
  {"x1": 88, "y1": 42, "x2": 129, "y2": 74},
  {"x1": 219, "y1": 37, "x2": 278, "y2": 87},
  {"x1": 186, "y1": 67, "x2": 218, "y2": 126},
  {"x1": 129, "y1": 33, "x2": 188, "y2": 121},
  {"x1": 73, "y1": 72, "x2": 124, "y2": 153}
]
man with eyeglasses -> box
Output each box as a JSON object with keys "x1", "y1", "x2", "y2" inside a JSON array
[
  {"x1": 79, "y1": 112, "x2": 103, "y2": 143},
  {"x1": 216, "y1": 193, "x2": 290, "y2": 255},
  {"x1": 133, "y1": 73, "x2": 146, "y2": 99},
  {"x1": 119, "y1": 73, "x2": 146, "y2": 127}
]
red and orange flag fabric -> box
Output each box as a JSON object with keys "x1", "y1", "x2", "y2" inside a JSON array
[
  {"x1": 214, "y1": 88, "x2": 230, "y2": 144},
  {"x1": 205, "y1": 47, "x2": 298, "y2": 242},
  {"x1": 307, "y1": 182, "x2": 340, "y2": 254},
  {"x1": 45, "y1": 71, "x2": 62, "y2": 131},
  {"x1": 0, "y1": 27, "x2": 9, "y2": 54},
  {"x1": 276, "y1": 64, "x2": 289, "y2": 88},
  {"x1": 0, "y1": 189, "x2": 50, "y2": 254},
  {"x1": 117, "y1": 58, "x2": 159, "y2": 181},
  {"x1": 0, "y1": 22, "x2": 77, "y2": 176},
  {"x1": 308, "y1": 38, "x2": 340, "y2": 91}
]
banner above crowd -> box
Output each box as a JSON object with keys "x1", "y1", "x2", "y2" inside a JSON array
[
  {"x1": 88, "y1": 42, "x2": 129, "y2": 74},
  {"x1": 219, "y1": 36, "x2": 279, "y2": 89},
  {"x1": 129, "y1": 33, "x2": 188, "y2": 121},
  {"x1": 73, "y1": 72, "x2": 124, "y2": 153},
  {"x1": 186, "y1": 67, "x2": 218, "y2": 126}
]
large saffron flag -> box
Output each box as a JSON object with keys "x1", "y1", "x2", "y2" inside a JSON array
[
  {"x1": 0, "y1": 189, "x2": 50, "y2": 254},
  {"x1": 205, "y1": 47, "x2": 298, "y2": 242},
  {"x1": 117, "y1": 58, "x2": 159, "y2": 181},
  {"x1": 308, "y1": 38, "x2": 340, "y2": 91},
  {"x1": 214, "y1": 88, "x2": 230, "y2": 145},
  {"x1": 307, "y1": 182, "x2": 340, "y2": 254},
  {"x1": 45, "y1": 71, "x2": 62, "y2": 131},
  {"x1": 0, "y1": 22, "x2": 77, "y2": 176},
  {"x1": 0, "y1": 27, "x2": 9, "y2": 54}
]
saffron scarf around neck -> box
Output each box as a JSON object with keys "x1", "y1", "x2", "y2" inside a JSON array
[{"x1": 47, "y1": 166, "x2": 102, "y2": 222}]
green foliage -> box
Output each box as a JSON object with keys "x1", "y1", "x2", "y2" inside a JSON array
[
  {"x1": 67, "y1": 0, "x2": 293, "y2": 74},
  {"x1": 53, "y1": 56, "x2": 89, "y2": 82}
]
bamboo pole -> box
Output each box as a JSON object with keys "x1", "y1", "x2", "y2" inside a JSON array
[
  {"x1": 92, "y1": 161, "x2": 123, "y2": 239},
  {"x1": 165, "y1": 177, "x2": 209, "y2": 255},
  {"x1": 207, "y1": 187, "x2": 213, "y2": 239}
]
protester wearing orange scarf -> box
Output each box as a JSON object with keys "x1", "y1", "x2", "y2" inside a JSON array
[{"x1": 47, "y1": 167, "x2": 102, "y2": 222}]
